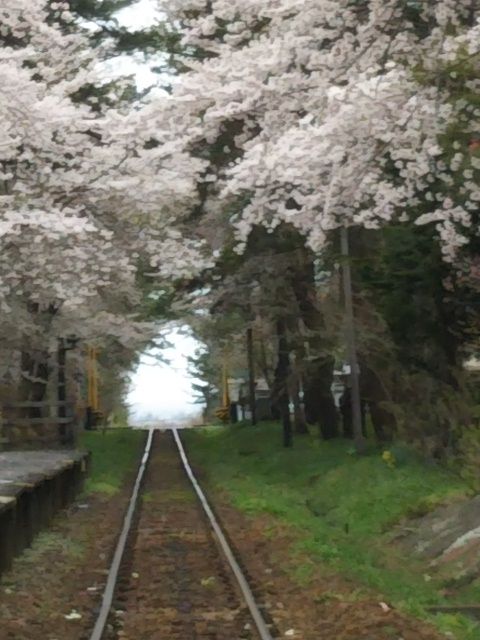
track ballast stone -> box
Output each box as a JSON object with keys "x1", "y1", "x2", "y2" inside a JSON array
[{"x1": 108, "y1": 431, "x2": 259, "y2": 640}]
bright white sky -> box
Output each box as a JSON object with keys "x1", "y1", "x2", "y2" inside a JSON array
[
  {"x1": 113, "y1": 2, "x2": 203, "y2": 423},
  {"x1": 128, "y1": 329, "x2": 202, "y2": 423},
  {"x1": 117, "y1": 0, "x2": 157, "y2": 28},
  {"x1": 109, "y1": 0, "x2": 162, "y2": 90}
]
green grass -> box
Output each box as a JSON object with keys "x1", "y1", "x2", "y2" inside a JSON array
[
  {"x1": 79, "y1": 429, "x2": 145, "y2": 496},
  {"x1": 9, "y1": 531, "x2": 84, "y2": 570},
  {"x1": 183, "y1": 422, "x2": 478, "y2": 639}
]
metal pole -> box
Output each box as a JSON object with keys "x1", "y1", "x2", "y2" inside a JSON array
[
  {"x1": 58, "y1": 338, "x2": 66, "y2": 443},
  {"x1": 222, "y1": 356, "x2": 230, "y2": 424},
  {"x1": 276, "y1": 319, "x2": 293, "y2": 448},
  {"x1": 92, "y1": 347, "x2": 99, "y2": 413},
  {"x1": 246, "y1": 328, "x2": 257, "y2": 426},
  {"x1": 340, "y1": 225, "x2": 366, "y2": 454}
]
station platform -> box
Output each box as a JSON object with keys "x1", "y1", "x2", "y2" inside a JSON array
[{"x1": 0, "y1": 449, "x2": 89, "y2": 574}]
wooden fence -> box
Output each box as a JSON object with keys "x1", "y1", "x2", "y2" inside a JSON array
[{"x1": 0, "y1": 401, "x2": 79, "y2": 449}]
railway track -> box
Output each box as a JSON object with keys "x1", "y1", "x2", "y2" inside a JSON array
[{"x1": 89, "y1": 429, "x2": 275, "y2": 640}]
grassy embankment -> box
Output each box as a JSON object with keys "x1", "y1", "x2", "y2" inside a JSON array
[
  {"x1": 183, "y1": 422, "x2": 479, "y2": 640},
  {"x1": 79, "y1": 428, "x2": 145, "y2": 496}
]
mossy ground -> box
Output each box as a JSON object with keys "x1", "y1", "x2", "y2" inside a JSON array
[
  {"x1": 79, "y1": 428, "x2": 145, "y2": 496},
  {"x1": 183, "y1": 422, "x2": 479, "y2": 639}
]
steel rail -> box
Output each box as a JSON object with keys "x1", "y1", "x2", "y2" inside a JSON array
[
  {"x1": 172, "y1": 427, "x2": 274, "y2": 640},
  {"x1": 89, "y1": 428, "x2": 154, "y2": 640}
]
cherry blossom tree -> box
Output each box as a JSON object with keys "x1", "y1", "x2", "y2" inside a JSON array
[
  {"x1": 157, "y1": 0, "x2": 480, "y2": 260},
  {"x1": 0, "y1": 1, "x2": 207, "y2": 417},
  {"x1": 147, "y1": 1, "x2": 480, "y2": 447},
  {"x1": 3, "y1": 0, "x2": 480, "y2": 441}
]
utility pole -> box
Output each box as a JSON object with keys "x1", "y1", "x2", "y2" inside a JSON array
[
  {"x1": 276, "y1": 319, "x2": 293, "y2": 448},
  {"x1": 86, "y1": 345, "x2": 100, "y2": 430},
  {"x1": 246, "y1": 327, "x2": 257, "y2": 426},
  {"x1": 340, "y1": 225, "x2": 366, "y2": 454},
  {"x1": 222, "y1": 356, "x2": 230, "y2": 423},
  {"x1": 58, "y1": 338, "x2": 67, "y2": 444},
  {"x1": 58, "y1": 336, "x2": 79, "y2": 445}
]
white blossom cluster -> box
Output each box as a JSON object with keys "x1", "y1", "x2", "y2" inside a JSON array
[
  {"x1": 3, "y1": 0, "x2": 480, "y2": 378},
  {"x1": 158, "y1": 0, "x2": 480, "y2": 261},
  {"x1": 0, "y1": 0, "x2": 208, "y2": 356}
]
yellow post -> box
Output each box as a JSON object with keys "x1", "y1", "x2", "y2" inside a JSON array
[{"x1": 87, "y1": 346, "x2": 99, "y2": 412}]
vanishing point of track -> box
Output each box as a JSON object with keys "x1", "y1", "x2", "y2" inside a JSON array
[{"x1": 89, "y1": 429, "x2": 275, "y2": 640}]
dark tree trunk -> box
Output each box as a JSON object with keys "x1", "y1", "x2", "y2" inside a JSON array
[
  {"x1": 273, "y1": 319, "x2": 292, "y2": 448},
  {"x1": 340, "y1": 387, "x2": 353, "y2": 439},
  {"x1": 340, "y1": 387, "x2": 367, "y2": 439},
  {"x1": 290, "y1": 246, "x2": 338, "y2": 440},
  {"x1": 58, "y1": 339, "x2": 67, "y2": 442},
  {"x1": 303, "y1": 356, "x2": 338, "y2": 439},
  {"x1": 246, "y1": 327, "x2": 257, "y2": 426},
  {"x1": 229, "y1": 402, "x2": 238, "y2": 423},
  {"x1": 359, "y1": 364, "x2": 396, "y2": 443},
  {"x1": 369, "y1": 402, "x2": 393, "y2": 443}
]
